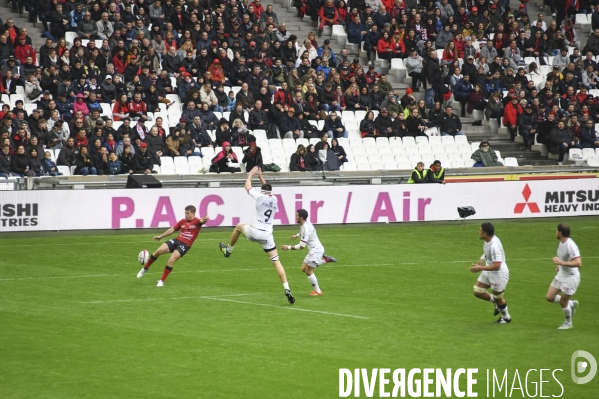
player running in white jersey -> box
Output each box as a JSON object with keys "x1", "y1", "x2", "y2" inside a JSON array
[
  {"x1": 469, "y1": 223, "x2": 512, "y2": 324},
  {"x1": 219, "y1": 166, "x2": 295, "y2": 304},
  {"x1": 281, "y1": 209, "x2": 337, "y2": 296},
  {"x1": 546, "y1": 223, "x2": 581, "y2": 330}
]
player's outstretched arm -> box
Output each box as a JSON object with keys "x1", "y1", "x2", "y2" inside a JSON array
[
  {"x1": 154, "y1": 227, "x2": 176, "y2": 241},
  {"x1": 200, "y1": 215, "x2": 210, "y2": 224},
  {"x1": 245, "y1": 166, "x2": 258, "y2": 191},
  {"x1": 256, "y1": 167, "x2": 267, "y2": 185}
]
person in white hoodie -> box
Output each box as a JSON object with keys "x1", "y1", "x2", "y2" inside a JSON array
[
  {"x1": 404, "y1": 48, "x2": 424, "y2": 92},
  {"x1": 298, "y1": 39, "x2": 318, "y2": 61},
  {"x1": 552, "y1": 47, "x2": 570, "y2": 70}
]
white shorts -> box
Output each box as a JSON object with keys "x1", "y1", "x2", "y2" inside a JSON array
[
  {"x1": 551, "y1": 274, "x2": 580, "y2": 296},
  {"x1": 304, "y1": 251, "x2": 324, "y2": 268},
  {"x1": 477, "y1": 269, "x2": 510, "y2": 293},
  {"x1": 242, "y1": 225, "x2": 276, "y2": 251}
]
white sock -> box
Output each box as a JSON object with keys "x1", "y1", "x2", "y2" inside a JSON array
[
  {"x1": 307, "y1": 274, "x2": 321, "y2": 292},
  {"x1": 226, "y1": 245, "x2": 234, "y2": 253},
  {"x1": 500, "y1": 305, "x2": 510, "y2": 320},
  {"x1": 553, "y1": 295, "x2": 561, "y2": 303},
  {"x1": 487, "y1": 295, "x2": 496, "y2": 304},
  {"x1": 283, "y1": 282, "x2": 290, "y2": 290},
  {"x1": 563, "y1": 306, "x2": 572, "y2": 322}
]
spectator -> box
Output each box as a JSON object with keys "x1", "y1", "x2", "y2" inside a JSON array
[
  {"x1": 432, "y1": 105, "x2": 464, "y2": 136},
  {"x1": 580, "y1": 119, "x2": 599, "y2": 149},
  {"x1": 305, "y1": 144, "x2": 323, "y2": 171},
  {"x1": 454, "y1": 74, "x2": 473, "y2": 117},
  {"x1": 210, "y1": 141, "x2": 241, "y2": 173},
  {"x1": 405, "y1": 108, "x2": 427, "y2": 137},
  {"x1": 359, "y1": 110, "x2": 377, "y2": 138},
  {"x1": 14, "y1": 35, "x2": 35, "y2": 65},
  {"x1": 26, "y1": 148, "x2": 42, "y2": 176},
  {"x1": 119, "y1": 145, "x2": 136, "y2": 174},
  {"x1": 518, "y1": 105, "x2": 538, "y2": 151},
  {"x1": 318, "y1": 0, "x2": 339, "y2": 37},
  {"x1": 485, "y1": 91, "x2": 504, "y2": 125},
  {"x1": 348, "y1": 15, "x2": 367, "y2": 45},
  {"x1": 503, "y1": 96, "x2": 523, "y2": 142},
  {"x1": 374, "y1": 108, "x2": 395, "y2": 138},
  {"x1": 467, "y1": 84, "x2": 486, "y2": 126},
  {"x1": 242, "y1": 142, "x2": 263, "y2": 171},
  {"x1": 215, "y1": 118, "x2": 233, "y2": 146},
  {"x1": 408, "y1": 162, "x2": 428, "y2": 183},
  {"x1": 133, "y1": 142, "x2": 156, "y2": 174},
  {"x1": 330, "y1": 138, "x2": 347, "y2": 164},
  {"x1": 77, "y1": 12, "x2": 98, "y2": 40},
  {"x1": 427, "y1": 160, "x2": 446, "y2": 184},
  {"x1": 364, "y1": 25, "x2": 381, "y2": 63},
  {"x1": 145, "y1": 126, "x2": 165, "y2": 159},
  {"x1": 0, "y1": 144, "x2": 13, "y2": 178},
  {"x1": 41, "y1": 151, "x2": 62, "y2": 176},
  {"x1": 107, "y1": 151, "x2": 121, "y2": 175},
  {"x1": 550, "y1": 120, "x2": 581, "y2": 165},
  {"x1": 323, "y1": 111, "x2": 347, "y2": 139},
  {"x1": 405, "y1": 48, "x2": 424, "y2": 92},
  {"x1": 318, "y1": 141, "x2": 340, "y2": 170},
  {"x1": 249, "y1": 100, "x2": 269, "y2": 130},
  {"x1": 290, "y1": 144, "x2": 308, "y2": 172},
  {"x1": 471, "y1": 141, "x2": 503, "y2": 167},
  {"x1": 281, "y1": 107, "x2": 303, "y2": 139},
  {"x1": 231, "y1": 119, "x2": 255, "y2": 147},
  {"x1": 92, "y1": 146, "x2": 110, "y2": 175},
  {"x1": 74, "y1": 145, "x2": 97, "y2": 176}
]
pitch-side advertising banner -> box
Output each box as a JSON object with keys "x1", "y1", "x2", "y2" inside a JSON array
[{"x1": 1, "y1": 180, "x2": 598, "y2": 232}]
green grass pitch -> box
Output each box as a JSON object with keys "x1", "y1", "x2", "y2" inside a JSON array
[{"x1": 1, "y1": 217, "x2": 598, "y2": 398}]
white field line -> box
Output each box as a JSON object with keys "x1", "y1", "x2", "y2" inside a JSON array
[
  {"x1": 81, "y1": 293, "x2": 260, "y2": 304},
  {"x1": 201, "y1": 297, "x2": 369, "y2": 319},
  {"x1": 1, "y1": 257, "x2": 597, "y2": 282}
]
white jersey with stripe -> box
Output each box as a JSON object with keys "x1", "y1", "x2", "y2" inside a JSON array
[
  {"x1": 480, "y1": 236, "x2": 509, "y2": 274},
  {"x1": 300, "y1": 221, "x2": 324, "y2": 252},
  {"x1": 557, "y1": 238, "x2": 580, "y2": 277},
  {"x1": 248, "y1": 187, "x2": 277, "y2": 232}
]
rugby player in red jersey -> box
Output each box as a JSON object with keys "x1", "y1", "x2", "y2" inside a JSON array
[{"x1": 137, "y1": 205, "x2": 209, "y2": 286}]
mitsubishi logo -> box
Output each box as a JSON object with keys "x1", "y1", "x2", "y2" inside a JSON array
[{"x1": 514, "y1": 184, "x2": 540, "y2": 213}]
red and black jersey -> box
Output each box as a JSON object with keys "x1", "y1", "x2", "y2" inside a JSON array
[{"x1": 174, "y1": 218, "x2": 204, "y2": 246}]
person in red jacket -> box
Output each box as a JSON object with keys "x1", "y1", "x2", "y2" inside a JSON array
[
  {"x1": 377, "y1": 31, "x2": 393, "y2": 61},
  {"x1": 318, "y1": 0, "x2": 339, "y2": 37},
  {"x1": 112, "y1": 48, "x2": 127, "y2": 75},
  {"x1": 503, "y1": 96, "x2": 523, "y2": 142},
  {"x1": 390, "y1": 30, "x2": 406, "y2": 58},
  {"x1": 14, "y1": 35, "x2": 35, "y2": 65},
  {"x1": 250, "y1": 0, "x2": 265, "y2": 20}
]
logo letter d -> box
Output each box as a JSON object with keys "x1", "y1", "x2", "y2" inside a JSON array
[{"x1": 571, "y1": 350, "x2": 597, "y2": 384}]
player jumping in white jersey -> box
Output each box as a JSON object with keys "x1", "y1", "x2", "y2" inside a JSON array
[
  {"x1": 469, "y1": 223, "x2": 512, "y2": 324},
  {"x1": 281, "y1": 209, "x2": 337, "y2": 296},
  {"x1": 219, "y1": 166, "x2": 295, "y2": 304},
  {"x1": 546, "y1": 223, "x2": 581, "y2": 330}
]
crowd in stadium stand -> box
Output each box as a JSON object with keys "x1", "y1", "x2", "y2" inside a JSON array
[{"x1": 0, "y1": 0, "x2": 599, "y2": 178}]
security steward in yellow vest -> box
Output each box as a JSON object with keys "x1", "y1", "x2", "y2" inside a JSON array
[
  {"x1": 428, "y1": 160, "x2": 446, "y2": 184},
  {"x1": 407, "y1": 162, "x2": 428, "y2": 183}
]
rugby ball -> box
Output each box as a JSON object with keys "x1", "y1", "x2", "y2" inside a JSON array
[{"x1": 138, "y1": 250, "x2": 150, "y2": 265}]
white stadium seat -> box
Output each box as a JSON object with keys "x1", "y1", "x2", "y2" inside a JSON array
[
  {"x1": 504, "y1": 157, "x2": 519, "y2": 167},
  {"x1": 160, "y1": 157, "x2": 176, "y2": 174},
  {"x1": 57, "y1": 165, "x2": 71, "y2": 176},
  {"x1": 174, "y1": 156, "x2": 190, "y2": 174}
]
